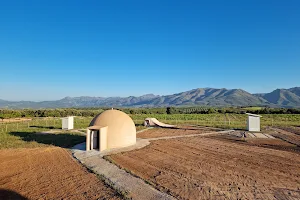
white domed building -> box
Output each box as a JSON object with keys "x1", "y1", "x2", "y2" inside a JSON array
[{"x1": 86, "y1": 109, "x2": 136, "y2": 151}]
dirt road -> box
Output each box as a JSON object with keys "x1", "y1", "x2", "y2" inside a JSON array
[
  {"x1": 0, "y1": 147, "x2": 121, "y2": 200},
  {"x1": 109, "y1": 136, "x2": 300, "y2": 200}
]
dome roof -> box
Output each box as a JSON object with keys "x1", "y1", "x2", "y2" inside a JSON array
[{"x1": 89, "y1": 109, "x2": 136, "y2": 149}]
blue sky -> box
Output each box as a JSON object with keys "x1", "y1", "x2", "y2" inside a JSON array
[{"x1": 1, "y1": 0, "x2": 299, "y2": 101}]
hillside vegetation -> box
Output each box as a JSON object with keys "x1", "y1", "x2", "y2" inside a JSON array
[{"x1": 1, "y1": 87, "x2": 300, "y2": 108}]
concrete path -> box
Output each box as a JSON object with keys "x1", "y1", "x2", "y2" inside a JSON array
[
  {"x1": 72, "y1": 141, "x2": 174, "y2": 200},
  {"x1": 265, "y1": 134, "x2": 275, "y2": 139},
  {"x1": 245, "y1": 132, "x2": 275, "y2": 139},
  {"x1": 72, "y1": 129, "x2": 232, "y2": 200}
]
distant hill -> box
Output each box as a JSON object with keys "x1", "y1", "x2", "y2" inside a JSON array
[
  {"x1": 288, "y1": 87, "x2": 300, "y2": 97},
  {"x1": 253, "y1": 88, "x2": 300, "y2": 107},
  {"x1": 1, "y1": 87, "x2": 300, "y2": 108}
]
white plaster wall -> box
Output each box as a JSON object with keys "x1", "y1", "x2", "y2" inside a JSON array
[
  {"x1": 89, "y1": 110, "x2": 136, "y2": 149},
  {"x1": 247, "y1": 116, "x2": 260, "y2": 132},
  {"x1": 62, "y1": 117, "x2": 74, "y2": 130}
]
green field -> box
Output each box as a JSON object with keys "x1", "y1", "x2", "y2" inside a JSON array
[
  {"x1": 1, "y1": 114, "x2": 300, "y2": 149},
  {"x1": 240, "y1": 107, "x2": 263, "y2": 111},
  {"x1": 129, "y1": 114, "x2": 300, "y2": 129}
]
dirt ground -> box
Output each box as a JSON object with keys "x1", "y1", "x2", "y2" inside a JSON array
[
  {"x1": 109, "y1": 130, "x2": 300, "y2": 200},
  {"x1": 278, "y1": 126, "x2": 300, "y2": 135},
  {"x1": 0, "y1": 147, "x2": 122, "y2": 200},
  {"x1": 210, "y1": 131, "x2": 300, "y2": 154},
  {"x1": 137, "y1": 126, "x2": 222, "y2": 139},
  {"x1": 266, "y1": 127, "x2": 300, "y2": 147}
]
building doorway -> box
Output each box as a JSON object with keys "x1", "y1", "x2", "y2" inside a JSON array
[
  {"x1": 86, "y1": 126, "x2": 108, "y2": 152},
  {"x1": 90, "y1": 130, "x2": 99, "y2": 150}
]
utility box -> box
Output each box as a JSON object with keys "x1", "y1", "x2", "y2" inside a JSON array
[
  {"x1": 61, "y1": 116, "x2": 74, "y2": 130},
  {"x1": 246, "y1": 113, "x2": 261, "y2": 132}
]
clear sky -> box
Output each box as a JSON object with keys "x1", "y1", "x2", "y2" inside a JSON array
[{"x1": 1, "y1": 0, "x2": 299, "y2": 101}]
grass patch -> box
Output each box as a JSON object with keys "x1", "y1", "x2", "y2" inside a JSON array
[
  {"x1": 0, "y1": 129, "x2": 85, "y2": 149},
  {"x1": 136, "y1": 124, "x2": 148, "y2": 131}
]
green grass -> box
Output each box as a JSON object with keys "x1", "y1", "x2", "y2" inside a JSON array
[
  {"x1": 1, "y1": 114, "x2": 300, "y2": 149},
  {"x1": 0, "y1": 127, "x2": 85, "y2": 149},
  {"x1": 129, "y1": 114, "x2": 300, "y2": 129},
  {"x1": 240, "y1": 107, "x2": 263, "y2": 111}
]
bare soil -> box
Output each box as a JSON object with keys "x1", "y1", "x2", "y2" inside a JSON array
[
  {"x1": 210, "y1": 131, "x2": 300, "y2": 153},
  {"x1": 277, "y1": 126, "x2": 300, "y2": 136},
  {"x1": 137, "y1": 126, "x2": 221, "y2": 139},
  {"x1": 266, "y1": 127, "x2": 300, "y2": 147},
  {"x1": 109, "y1": 132, "x2": 300, "y2": 200},
  {"x1": 0, "y1": 147, "x2": 122, "y2": 200}
]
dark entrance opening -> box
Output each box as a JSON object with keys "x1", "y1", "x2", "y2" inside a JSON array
[{"x1": 92, "y1": 130, "x2": 99, "y2": 150}]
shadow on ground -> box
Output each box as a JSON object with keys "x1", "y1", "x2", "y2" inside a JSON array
[
  {"x1": 30, "y1": 125, "x2": 56, "y2": 129},
  {"x1": 9, "y1": 131, "x2": 85, "y2": 148},
  {"x1": 0, "y1": 189, "x2": 28, "y2": 200}
]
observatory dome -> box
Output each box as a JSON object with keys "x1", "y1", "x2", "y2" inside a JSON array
[{"x1": 89, "y1": 109, "x2": 136, "y2": 149}]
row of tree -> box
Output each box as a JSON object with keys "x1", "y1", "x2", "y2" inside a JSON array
[
  {"x1": 0, "y1": 108, "x2": 104, "y2": 119},
  {"x1": 0, "y1": 107, "x2": 300, "y2": 119}
]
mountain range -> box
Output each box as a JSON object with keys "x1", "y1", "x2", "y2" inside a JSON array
[{"x1": 1, "y1": 87, "x2": 300, "y2": 109}]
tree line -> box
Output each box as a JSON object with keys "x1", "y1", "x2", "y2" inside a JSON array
[{"x1": 0, "y1": 107, "x2": 300, "y2": 119}]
